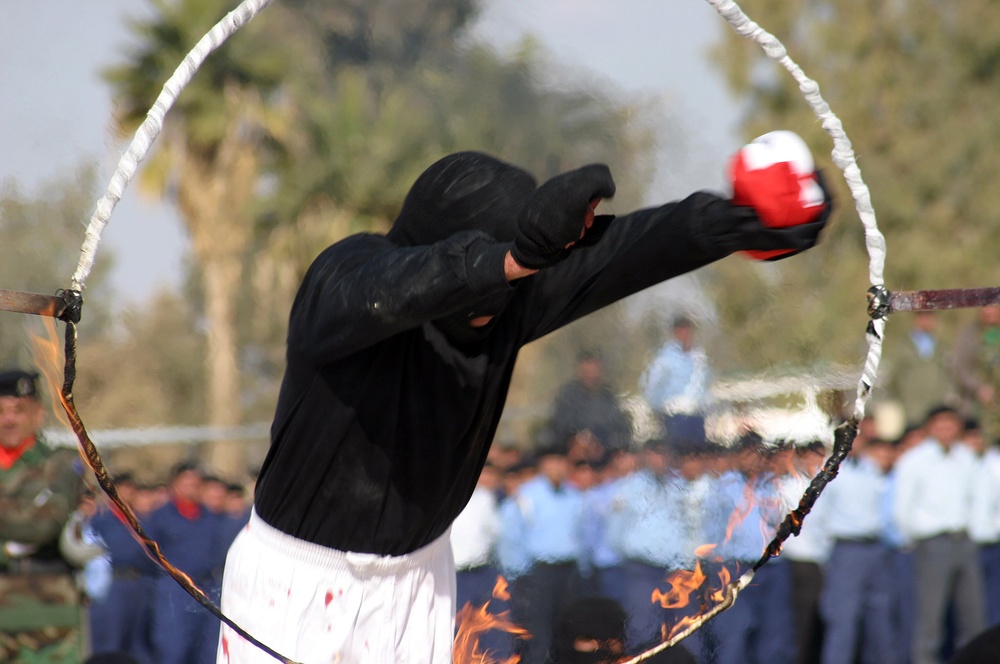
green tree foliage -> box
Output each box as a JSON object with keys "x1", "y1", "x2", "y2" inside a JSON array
[
  {"x1": 706, "y1": 0, "x2": 1000, "y2": 374},
  {"x1": 75, "y1": 291, "x2": 207, "y2": 428},
  {"x1": 72, "y1": 290, "x2": 210, "y2": 482},
  {"x1": 0, "y1": 171, "x2": 210, "y2": 476},
  {"x1": 280, "y1": 0, "x2": 477, "y2": 68},
  {"x1": 0, "y1": 169, "x2": 113, "y2": 368}
]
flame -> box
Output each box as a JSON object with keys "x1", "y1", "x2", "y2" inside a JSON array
[
  {"x1": 492, "y1": 576, "x2": 512, "y2": 602},
  {"x1": 653, "y1": 549, "x2": 732, "y2": 641},
  {"x1": 452, "y1": 576, "x2": 529, "y2": 664},
  {"x1": 724, "y1": 482, "x2": 755, "y2": 542},
  {"x1": 710, "y1": 566, "x2": 731, "y2": 603},
  {"x1": 647, "y1": 477, "x2": 766, "y2": 642},
  {"x1": 28, "y1": 315, "x2": 73, "y2": 431},
  {"x1": 652, "y1": 560, "x2": 707, "y2": 610}
]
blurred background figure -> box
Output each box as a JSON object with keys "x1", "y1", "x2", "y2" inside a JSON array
[
  {"x1": 451, "y1": 463, "x2": 500, "y2": 608},
  {"x1": 883, "y1": 430, "x2": 920, "y2": 664},
  {"x1": 578, "y1": 450, "x2": 635, "y2": 605},
  {"x1": 202, "y1": 474, "x2": 248, "y2": 565},
  {"x1": 814, "y1": 437, "x2": 897, "y2": 664},
  {"x1": 87, "y1": 474, "x2": 158, "y2": 664},
  {"x1": 451, "y1": 462, "x2": 506, "y2": 656},
  {"x1": 700, "y1": 435, "x2": 793, "y2": 664},
  {"x1": 143, "y1": 462, "x2": 224, "y2": 664},
  {"x1": 953, "y1": 306, "x2": 1000, "y2": 442},
  {"x1": 607, "y1": 439, "x2": 700, "y2": 654},
  {"x1": 552, "y1": 595, "x2": 626, "y2": 664},
  {"x1": 893, "y1": 406, "x2": 986, "y2": 664},
  {"x1": 882, "y1": 311, "x2": 956, "y2": 430},
  {"x1": 225, "y1": 482, "x2": 251, "y2": 522},
  {"x1": 542, "y1": 350, "x2": 632, "y2": 458},
  {"x1": 552, "y1": 595, "x2": 696, "y2": 664},
  {"x1": 778, "y1": 441, "x2": 831, "y2": 664},
  {"x1": 0, "y1": 368, "x2": 86, "y2": 663},
  {"x1": 641, "y1": 316, "x2": 712, "y2": 445},
  {"x1": 501, "y1": 447, "x2": 584, "y2": 663},
  {"x1": 970, "y1": 427, "x2": 1000, "y2": 628},
  {"x1": 60, "y1": 488, "x2": 111, "y2": 605}
]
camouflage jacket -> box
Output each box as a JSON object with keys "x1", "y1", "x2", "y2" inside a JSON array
[{"x1": 0, "y1": 438, "x2": 82, "y2": 567}]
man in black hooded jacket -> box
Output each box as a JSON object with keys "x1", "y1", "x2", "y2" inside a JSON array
[{"x1": 216, "y1": 151, "x2": 831, "y2": 663}]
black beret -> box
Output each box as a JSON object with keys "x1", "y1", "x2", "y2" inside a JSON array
[{"x1": 0, "y1": 369, "x2": 39, "y2": 399}]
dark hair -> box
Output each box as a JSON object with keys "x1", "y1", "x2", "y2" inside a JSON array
[
  {"x1": 113, "y1": 472, "x2": 136, "y2": 486},
  {"x1": 799, "y1": 440, "x2": 827, "y2": 455},
  {"x1": 168, "y1": 461, "x2": 201, "y2": 481},
  {"x1": 924, "y1": 404, "x2": 960, "y2": 423},
  {"x1": 672, "y1": 314, "x2": 694, "y2": 329}
]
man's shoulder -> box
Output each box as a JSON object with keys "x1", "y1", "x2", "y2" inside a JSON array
[
  {"x1": 7, "y1": 441, "x2": 77, "y2": 478},
  {"x1": 313, "y1": 233, "x2": 391, "y2": 263}
]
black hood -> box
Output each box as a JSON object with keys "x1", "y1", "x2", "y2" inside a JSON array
[
  {"x1": 388, "y1": 152, "x2": 537, "y2": 345},
  {"x1": 387, "y1": 151, "x2": 537, "y2": 247}
]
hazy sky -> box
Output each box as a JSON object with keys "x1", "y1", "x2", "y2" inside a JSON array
[{"x1": 0, "y1": 0, "x2": 740, "y2": 305}]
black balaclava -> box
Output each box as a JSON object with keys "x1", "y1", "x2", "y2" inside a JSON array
[
  {"x1": 553, "y1": 596, "x2": 628, "y2": 664},
  {"x1": 387, "y1": 151, "x2": 538, "y2": 345}
]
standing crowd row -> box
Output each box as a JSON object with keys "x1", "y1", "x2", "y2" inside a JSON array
[
  {"x1": 451, "y1": 406, "x2": 1000, "y2": 664},
  {"x1": 74, "y1": 465, "x2": 251, "y2": 664}
]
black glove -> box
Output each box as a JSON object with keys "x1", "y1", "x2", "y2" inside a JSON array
[
  {"x1": 511, "y1": 164, "x2": 617, "y2": 269},
  {"x1": 763, "y1": 169, "x2": 835, "y2": 261},
  {"x1": 696, "y1": 169, "x2": 833, "y2": 259}
]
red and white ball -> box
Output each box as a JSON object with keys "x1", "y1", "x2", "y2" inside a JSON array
[{"x1": 729, "y1": 130, "x2": 825, "y2": 260}]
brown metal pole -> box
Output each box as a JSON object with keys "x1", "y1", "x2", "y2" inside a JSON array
[
  {"x1": 890, "y1": 287, "x2": 1000, "y2": 313},
  {"x1": 0, "y1": 288, "x2": 67, "y2": 318},
  {"x1": 868, "y1": 286, "x2": 1000, "y2": 319}
]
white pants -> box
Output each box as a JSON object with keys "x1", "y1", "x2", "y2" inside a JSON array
[{"x1": 217, "y1": 511, "x2": 456, "y2": 664}]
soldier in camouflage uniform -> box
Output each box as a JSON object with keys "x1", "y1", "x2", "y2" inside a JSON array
[{"x1": 0, "y1": 369, "x2": 86, "y2": 663}]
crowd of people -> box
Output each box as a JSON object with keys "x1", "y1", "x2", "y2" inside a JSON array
[
  {"x1": 5, "y1": 304, "x2": 1000, "y2": 664},
  {"x1": 67, "y1": 464, "x2": 251, "y2": 663},
  {"x1": 451, "y1": 405, "x2": 1000, "y2": 664},
  {"x1": 439, "y1": 306, "x2": 1000, "y2": 664}
]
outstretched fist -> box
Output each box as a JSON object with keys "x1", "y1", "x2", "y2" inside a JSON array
[{"x1": 511, "y1": 164, "x2": 616, "y2": 270}]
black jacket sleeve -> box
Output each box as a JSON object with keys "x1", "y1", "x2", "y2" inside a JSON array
[
  {"x1": 287, "y1": 231, "x2": 511, "y2": 364},
  {"x1": 516, "y1": 192, "x2": 732, "y2": 343}
]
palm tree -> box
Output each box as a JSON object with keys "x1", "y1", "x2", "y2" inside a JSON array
[{"x1": 104, "y1": 0, "x2": 305, "y2": 475}]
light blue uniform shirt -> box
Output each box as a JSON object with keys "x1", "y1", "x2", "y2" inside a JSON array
[
  {"x1": 703, "y1": 471, "x2": 785, "y2": 564},
  {"x1": 499, "y1": 476, "x2": 584, "y2": 574},
  {"x1": 608, "y1": 469, "x2": 696, "y2": 569},
  {"x1": 581, "y1": 478, "x2": 625, "y2": 570},
  {"x1": 497, "y1": 497, "x2": 531, "y2": 578},
  {"x1": 814, "y1": 455, "x2": 886, "y2": 540},
  {"x1": 880, "y1": 470, "x2": 909, "y2": 549},
  {"x1": 640, "y1": 340, "x2": 711, "y2": 414},
  {"x1": 893, "y1": 439, "x2": 981, "y2": 541}
]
